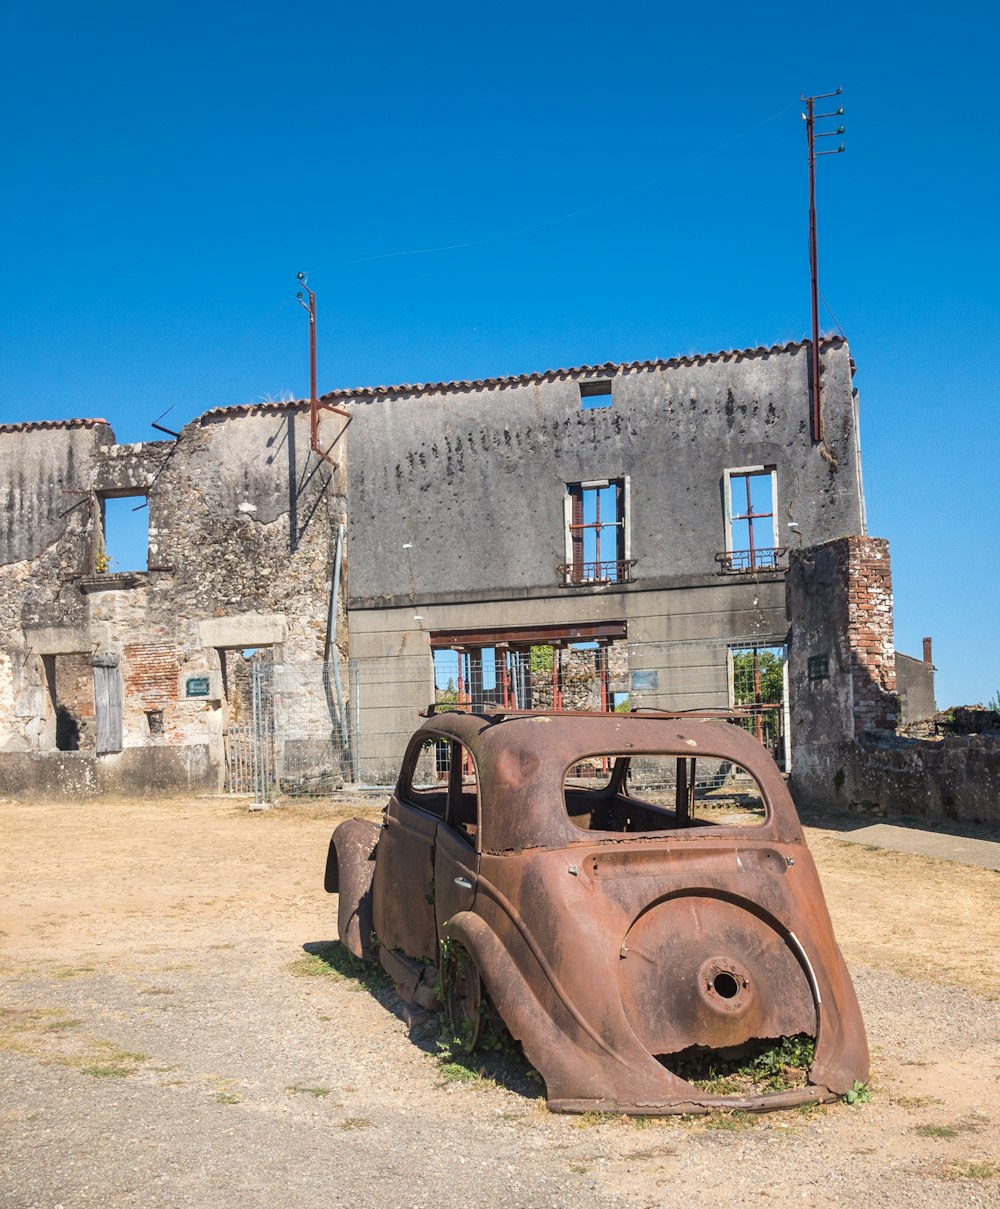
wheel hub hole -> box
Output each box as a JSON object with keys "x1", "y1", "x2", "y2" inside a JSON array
[{"x1": 713, "y1": 971, "x2": 740, "y2": 999}]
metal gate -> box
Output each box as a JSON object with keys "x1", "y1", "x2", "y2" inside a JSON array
[{"x1": 224, "y1": 661, "x2": 275, "y2": 806}]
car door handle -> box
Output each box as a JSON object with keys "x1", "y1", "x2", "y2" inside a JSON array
[{"x1": 453, "y1": 877, "x2": 473, "y2": 890}]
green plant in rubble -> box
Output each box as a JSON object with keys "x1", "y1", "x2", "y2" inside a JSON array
[
  {"x1": 674, "y1": 1034, "x2": 816, "y2": 1095},
  {"x1": 844, "y1": 1080, "x2": 872, "y2": 1105}
]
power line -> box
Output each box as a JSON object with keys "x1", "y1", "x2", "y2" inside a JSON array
[{"x1": 304, "y1": 99, "x2": 800, "y2": 275}]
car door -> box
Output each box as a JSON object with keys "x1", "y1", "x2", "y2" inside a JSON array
[
  {"x1": 372, "y1": 736, "x2": 445, "y2": 962},
  {"x1": 434, "y1": 740, "x2": 480, "y2": 936}
]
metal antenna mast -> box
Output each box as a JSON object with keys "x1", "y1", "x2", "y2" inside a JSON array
[
  {"x1": 297, "y1": 270, "x2": 318, "y2": 415},
  {"x1": 296, "y1": 271, "x2": 352, "y2": 468},
  {"x1": 801, "y1": 87, "x2": 844, "y2": 443}
]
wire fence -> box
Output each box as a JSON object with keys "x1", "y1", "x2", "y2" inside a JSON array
[{"x1": 220, "y1": 636, "x2": 789, "y2": 797}]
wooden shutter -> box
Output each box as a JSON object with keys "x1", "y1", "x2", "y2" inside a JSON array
[
  {"x1": 93, "y1": 652, "x2": 123, "y2": 753},
  {"x1": 569, "y1": 485, "x2": 584, "y2": 581},
  {"x1": 615, "y1": 478, "x2": 626, "y2": 565}
]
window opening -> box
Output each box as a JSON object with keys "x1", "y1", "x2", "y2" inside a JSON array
[
  {"x1": 729, "y1": 645, "x2": 786, "y2": 763},
  {"x1": 564, "y1": 752, "x2": 766, "y2": 833},
  {"x1": 405, "y1": 736, "x2": 451, "y2": 818},
  {"x1": 447, "y1": 741, "x2": 479, "y2": 842},
  {"x1": 723, "y1": 469, "x2": 783, "y2": 573},
  {"x1": 433, "y1": 632, "x2": 626, "y2": 715},
  {"x1": 563, "y1": 478, "x2": 632, "y2": 584},
  {"x1": 99, "y1": 494, "x2": 149, "y2": 573},
  {"x1": 579, "y1": 380, "x2": 613, "y2": 410}
]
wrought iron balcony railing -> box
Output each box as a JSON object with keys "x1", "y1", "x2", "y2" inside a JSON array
[
  {"x1": 557, "y1": 559, "x2": 636, "y2": 586},
  {"x1": 716, "y1": 548, "x2": 787, "y2": 574}
]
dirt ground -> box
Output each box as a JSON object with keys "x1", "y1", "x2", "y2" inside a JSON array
[{"x1": 1, "y1": 794, "x2": 998, "y2": 1209}]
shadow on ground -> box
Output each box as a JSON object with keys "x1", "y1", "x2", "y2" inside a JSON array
[{"x1": 300, "y1": 940, "x2": 545, "y2": 1102}]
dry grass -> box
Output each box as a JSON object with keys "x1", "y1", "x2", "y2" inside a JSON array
[{"x1": 805, "y1": 830, "x2": 1000, "y2": 999}]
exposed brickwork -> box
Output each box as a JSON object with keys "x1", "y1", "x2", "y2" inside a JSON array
[
  {"x1": 845, "y1": 537, "x2": 896, "y2": 736},
  {"x1": 124, "y1": 642, "x2": 180, "y2": 710}
]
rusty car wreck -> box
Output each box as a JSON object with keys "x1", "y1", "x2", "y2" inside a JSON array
[{"x1": 325, "y1": 709, "x2": 869, "y2": 1114}]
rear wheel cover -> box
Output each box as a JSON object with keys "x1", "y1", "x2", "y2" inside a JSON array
[
  {"x1": 619, "y1": 894, "x2": 816, "y2": 1058},
  {"x1": 443, "y1": 943, "x2": 483, "y2": 1053}
]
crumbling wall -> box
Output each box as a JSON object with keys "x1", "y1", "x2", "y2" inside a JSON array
[
  {"x1": 786, "y1": 536, "x2": 897, "y2": 754},
  {"x1": 787, "y1": 536, "x2": 995, "y2": 824},
  {"x1": 789, "y1": 733, "x2": 1000, "y2": 826},
  {"x1": 0, "y1": 404, "x2": 348, "y2": 796}
]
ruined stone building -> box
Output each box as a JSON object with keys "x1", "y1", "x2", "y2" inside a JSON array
[
  {"x1": 0, "y1": 408, "x2": 347, "y2": 795},
  {"x1": 1, "y1": 334, "x2": 919, "y2": 795}
]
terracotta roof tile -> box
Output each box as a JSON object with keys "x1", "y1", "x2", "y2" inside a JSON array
[
  {"x1": 0, "y1": 417, "x2": 110, "y2": 435},
  {"x1": 194, "y1": 335, "x2": 846, "y2": 423},
  {"x1": 317, "y1": 336, "x2": 845, "y2": 404}
]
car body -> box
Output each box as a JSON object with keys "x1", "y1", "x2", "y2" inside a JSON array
[{"x1": 324, "y1": 709, "x2": 868, "y2": 1114}]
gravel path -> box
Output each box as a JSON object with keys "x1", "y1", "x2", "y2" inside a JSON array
[{"x1": 1, "y1": 797, "x2": 997, "y2": 1208}]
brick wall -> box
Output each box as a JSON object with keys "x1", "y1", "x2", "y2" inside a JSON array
[
  {"x1": 845, "y1": 538, "x2": 896, "y2": 736},
  {"x1": 124, "y1": 642, "x2": 180, "y2": 710}
]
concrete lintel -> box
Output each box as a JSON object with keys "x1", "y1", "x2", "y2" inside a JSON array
[
  {"x1": 198, "y1": 613, "x2": 288, "y2": 650},
  {"x1": 347, "y1": 570, "x2": 787, "y2": 613},
  {"x1": 23, "y1": 626, "x2": 95, "y2": 655}
]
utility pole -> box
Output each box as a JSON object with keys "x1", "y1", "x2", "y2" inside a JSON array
[
  {"x1": 297, "y1": 271, "x2": 352, "y2": 469},
  {"x1": 296, "y1": 270, "x2": 318, "y2": 428},
  {"x1": 801, "y1": 88, "x2": 845, "y2": 443}
]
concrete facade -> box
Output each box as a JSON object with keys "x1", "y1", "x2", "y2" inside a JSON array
[
  {"x1": 0, "y1": 406, "x2": 347, "y2": 796},
  {"x1": 337, "y1": 337, "x2": 866, "y2": 778},
  {"x1": 896, "y1": 651, "x2": 937, "y2": 727}
]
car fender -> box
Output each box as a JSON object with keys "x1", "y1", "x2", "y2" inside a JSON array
[
  {"x1": 443, "y1": 910, "x2": 635, "y2": 1104},
  {"x1": 325, "y1": 818, "x2": 380, "y2": 961}
]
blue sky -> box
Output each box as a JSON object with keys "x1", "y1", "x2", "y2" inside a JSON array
[{"x1": 1, "y1": 2, "x2": 997, "y2": 708}]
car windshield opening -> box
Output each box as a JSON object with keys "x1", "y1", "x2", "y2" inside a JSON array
[{"x1": 563, "y1": 752, "x2": 767, "y2": 832}]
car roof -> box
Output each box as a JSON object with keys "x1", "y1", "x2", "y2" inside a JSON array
[{"x1": 411, "y1": 710, "x2": 795, "y2": 851}]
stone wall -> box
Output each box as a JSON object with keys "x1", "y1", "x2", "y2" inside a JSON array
[
  {"x1": 789, "y1": 733, "x2": 1000, "y2": 826},
  {"x1": 0, "y1": 405, "x2": 348, "y2": 796},
  {"x1": 787, "y1": 537, "x2": 994, "y2": 825},
  {"x1": 786, "y1": 536, "x2": 897, "y2": 756}
]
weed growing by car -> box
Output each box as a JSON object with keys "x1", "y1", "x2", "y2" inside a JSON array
[
  {"x1": 434, "y1": 1004, "x2": 542, "y2": 1098},
  {"x1": 290, "y1": 942, "x2": 391, "y2": 994},
  {"x1": 665, "y1": 1034, "x2": 816, "y2": 1095}
]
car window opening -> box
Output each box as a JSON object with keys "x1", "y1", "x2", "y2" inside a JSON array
[
  {"x1": 564, "y1": 753, "x2": 767, "y2": 832},
  {"x1": 403, "y1": 736, "x2": 478, "y2": 842}
]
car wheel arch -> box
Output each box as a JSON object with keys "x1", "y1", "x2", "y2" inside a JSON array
[{"x1": 328, "y1": 818, "x2": 380, "y2": 961}]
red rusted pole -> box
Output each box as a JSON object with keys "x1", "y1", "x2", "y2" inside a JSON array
[
  {"x1": 753, "y1": 649, "x2": 763, "y2": 743},
  {"x1": 806, "y1": 95, "x2": 822, "y2": 444},
  {"x1": 802, "y1": 88, "x2": 843, "y2": 444}
]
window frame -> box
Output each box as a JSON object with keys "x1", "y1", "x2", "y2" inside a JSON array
[
  {"x1": 562, "y1": 476, "x2": 632, "y2": 585},
  {"x1": 561, "y1": 750, "x2": 771, "y2": 835},
  {"x1": 398, "y1": 733, "x2": 480, "y2": 845},
  {"x1": 722, "y1": 465, "x2": 780, "y2": 573}
]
